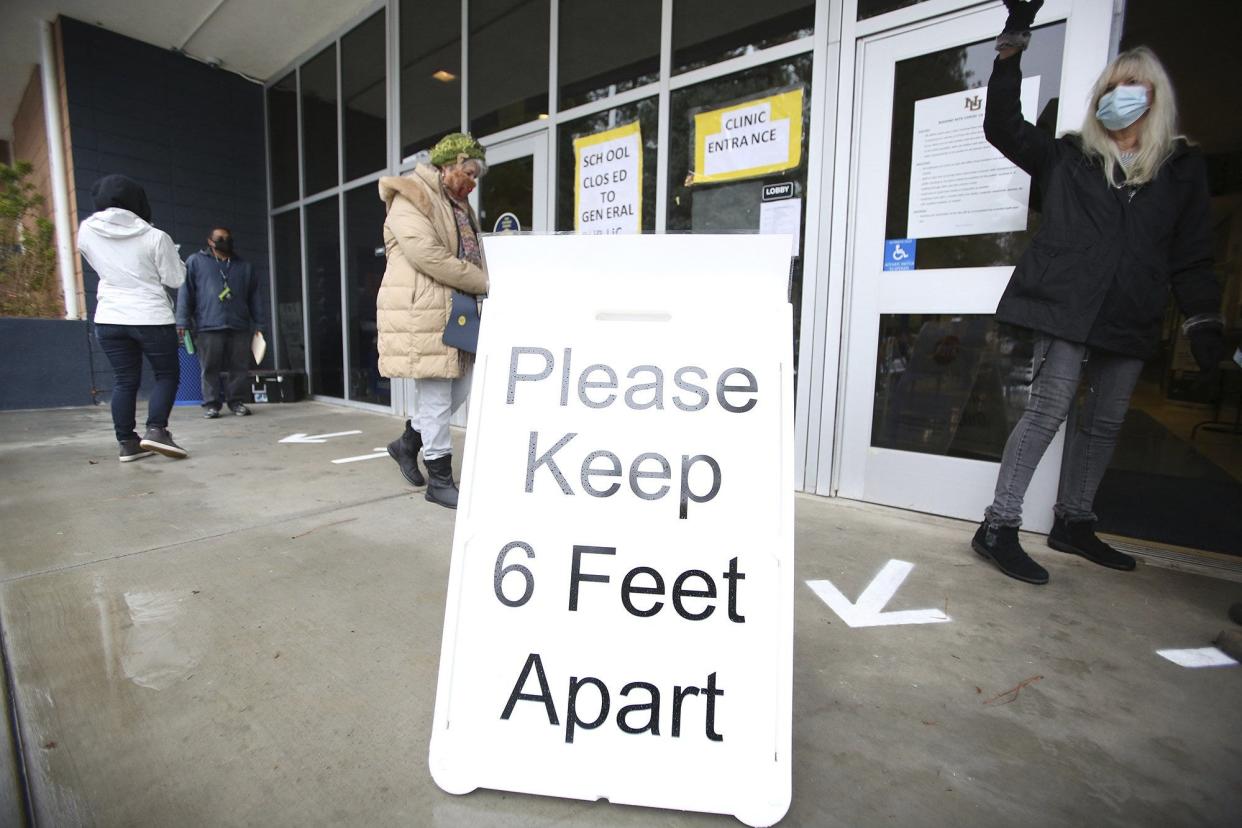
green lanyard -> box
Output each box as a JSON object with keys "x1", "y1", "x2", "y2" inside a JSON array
[{"x1": 216, "y1": 258, "x2": 232, "y2": 301}]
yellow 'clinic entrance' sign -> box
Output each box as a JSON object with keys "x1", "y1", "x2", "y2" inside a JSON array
[{"x1": 693, "y1": 88, "x2": 803, "y2": 185}]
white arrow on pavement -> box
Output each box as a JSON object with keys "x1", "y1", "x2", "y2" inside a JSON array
[
  {"x1": 332, "y1": 448, "x2": 389, "y2": 465},
  {"x1": 279, "y1": 430, "x2": 363, "y2": 444},
  {"x1": 806, "y1": 559, "x2": 951, "y2": 628}
]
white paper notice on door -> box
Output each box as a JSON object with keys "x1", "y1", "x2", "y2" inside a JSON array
[
  {"x1": 759, "y1": 198, "x2": 801, "y2": 257},
  {"x1": 907, "y1": 76, "x2": 1040, "y2": 240}
]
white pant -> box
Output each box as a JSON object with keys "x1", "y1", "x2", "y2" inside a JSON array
[{"x1": 412, "y1": 365, "x2": 472, "y2": 461}]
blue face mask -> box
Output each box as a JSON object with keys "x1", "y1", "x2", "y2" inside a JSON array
[{"x1": 1096, "y1": 84, "x2": 1149, "y2": 131}]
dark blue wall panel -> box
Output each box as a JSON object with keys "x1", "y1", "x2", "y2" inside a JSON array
[
  {"x1": 60, "y1": 17, "x2": 272, "y2": 399},
  {"x1": 0, "y1": 319, "x2": 96, "y2": 410}
]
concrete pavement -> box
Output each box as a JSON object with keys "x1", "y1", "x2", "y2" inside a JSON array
[{"x1": 1, "y1": 402, "x2": 1239, "y2": 826}]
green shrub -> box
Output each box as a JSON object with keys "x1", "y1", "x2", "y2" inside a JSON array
[{"x1": 0, "y1": 161, "x2": 62, "y2": 318}]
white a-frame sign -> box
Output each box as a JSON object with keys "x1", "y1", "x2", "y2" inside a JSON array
[{"x1": 430, "y1": 234, "x2": 795, "y2": 827}]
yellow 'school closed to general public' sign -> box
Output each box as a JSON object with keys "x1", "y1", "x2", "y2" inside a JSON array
[
  {"x1": 573, "y1": 121, "x2": 643, "y2": 234},
  {"x1": 693, "y1": 88, "x2": 803, "y2": 185}
]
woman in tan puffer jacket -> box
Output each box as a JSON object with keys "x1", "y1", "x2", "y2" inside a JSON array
[{"x1": 377, "y1": 133, "x2": 488, "y2": 509}]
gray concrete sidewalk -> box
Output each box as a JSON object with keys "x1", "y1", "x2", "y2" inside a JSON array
[{"x1": 1, "y1": 402, "x2": 1239, "y2": 827}]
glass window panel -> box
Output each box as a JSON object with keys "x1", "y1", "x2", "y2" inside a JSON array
[
  {"x1": 400, "y1": 0, "x2": 461, "y2": 161},
  {"x1": 469, "y1": 0, "x2": 550, "y2": 135},
  {"x1": 305, "y1": 196, "x2": 344, "y2": 397},
  {"x1": 883, "y1": 23, "x2": 1066, "y2": 269},
  {"x1": 478, "y1": 155, "x2": 534, "y2": 232},
  {"x1": 871, "y1": 315, "x2": 1035, "y2": 461},
  {"x1": 342, "y1": 11, "x2": 388, "y2": 182},
  {"x1": 268, "y1": 73, "x2": 299, "y2": 206},
  {"x1": 558, "y1": 0, "x2": 660, "y2": 110},
  {"x1": 667, "y1": 57, "x2": 812, "y2": 362},
  {"x1": 672, "y1": 0, "x2": 813, "y2": 75},
  {"x1": 272, "y1": 210, "x2": 304, "y2": 372},
  {"x1": 301, "y1": 45, "x2": 339, "y2": 196},
  {"x1": 556, "y1": 97, "x2": 658, "y2": 233},
  {"x1": 344, "y1": 185, "x2": 390, "y2": 405},
  {"x1": 858, "y1": 0, "x2": 928, "y2": 20}
]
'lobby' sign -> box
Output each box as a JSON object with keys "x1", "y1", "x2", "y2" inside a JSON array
[
  {"x1": 429, "y1": 234, "x2": 795, "y2": 827},
  {"x1": 694, "y1": 88, "x2": 803, "y2": 185},
  {"x1": 574, "y1": 121, "x2": 642, "y2": 235}
]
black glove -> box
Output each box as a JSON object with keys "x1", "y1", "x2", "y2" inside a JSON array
[
  {"x1": 1002, "y1": 0, "x2": 1045, "y2": 33},
  {"x1": 1189, "y1": 325, "x2": 1225, "y2": 379}
]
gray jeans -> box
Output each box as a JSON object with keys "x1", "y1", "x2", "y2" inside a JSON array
[
  {"x1": 412, "y1": 364, "x2": 473, "y2": 461},
  {"x1": 985, "y1": 336, "x2": 1143, "y2": 528}
]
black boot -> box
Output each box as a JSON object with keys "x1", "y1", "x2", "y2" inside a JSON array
[
  {"x1": 424, "y1": 454, "x2": 459, "y2": 510},
  {"x1": 386, "y1": 422, "x2": 425, "y2": 487},
  {"x1": 972, "y1": 521, "x2": 1049, "y2": 585},
  {"x1": 1047, "y1": 517, "x2": 1135, "y2": 571}
]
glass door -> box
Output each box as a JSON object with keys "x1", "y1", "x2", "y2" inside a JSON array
[
  {"x1": 836, "y1": 0, "x2": 1113, "y2": 530},
  {"x1": 474, "y1": 132, "x2": 549, "y2": 233}
]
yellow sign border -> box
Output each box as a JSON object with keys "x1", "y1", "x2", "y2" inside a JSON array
[
  {"x1": 573, "y1": 120, "x2": 643, "y2": 233},
  {"x1": 692, "y1": 88, "x2": 804, "y2": 185}
]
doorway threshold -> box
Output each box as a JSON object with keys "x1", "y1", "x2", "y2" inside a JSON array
[{"x1": 1103, "y1": 535, "x2": 1242, "y2": 583}]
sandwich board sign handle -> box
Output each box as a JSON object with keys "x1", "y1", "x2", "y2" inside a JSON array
[{"x1": 428, "y1": 234, "x2": 795, "y2": 827}]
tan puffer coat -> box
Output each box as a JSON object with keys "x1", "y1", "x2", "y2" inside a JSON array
[{"x1": 376, "y1": 164, "x2": 488, "y2": 379}]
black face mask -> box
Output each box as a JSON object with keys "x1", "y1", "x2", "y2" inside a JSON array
[{"x1": 211, "y1": 237, "x2": 234, "y2": 256}]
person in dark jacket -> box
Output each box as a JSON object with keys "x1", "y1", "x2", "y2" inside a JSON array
[
  {"x1": 970, "y1": 0, "x2": 1226, "y2": 585},
  {"x1": 176, "y1": 227, "x2": 266, "y2": 417}
]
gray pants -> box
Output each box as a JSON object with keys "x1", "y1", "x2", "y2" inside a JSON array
[
  {"x1": 985, "y1": 336, "x2": 1143, "y2": 528},
  {"x1": 412, "y1": 364, "x2": 473, "y2": 461}
]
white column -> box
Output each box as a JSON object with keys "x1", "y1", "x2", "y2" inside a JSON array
[{"x1": 39, "y1": 18, "x2": 80, "y2": 320}]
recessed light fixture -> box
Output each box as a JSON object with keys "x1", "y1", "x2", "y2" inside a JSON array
[
  {"x1": 432, "y1": 70, "x2": 457, "y2": 82},
  {"x1": 537, "y1": 113, "x2": 549, "y2": 120}
]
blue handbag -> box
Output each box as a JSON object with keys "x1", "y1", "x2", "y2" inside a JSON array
[{"x1": 442, "y1": 290, "x2": 480, "y2": 353}]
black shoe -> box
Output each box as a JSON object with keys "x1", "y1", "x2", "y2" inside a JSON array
[
  {"x1": 1047, "y1": 517, "x2": 1136, "y2": 571},
  {"x1": 424, "y1": 454, "x2": 459, "y2": 510},
  {"x1": 139, "y1": 427, "x2": 188, "y2": 459},
  {"x1": 386, "y1": 422, "x2": 426, "y2": 487},
  {"x1": 203, "y1": 406, "x2": 221, "y2": 419},
  {"x1": 972, "y1": 521, "x2": 1049, "y2": 585},
  {"x1": 118, "y1": 438, "x2": 154, "y2": 463},
  {"x1": 228, "y1": 402, "x2": 251, "y2": 416}
]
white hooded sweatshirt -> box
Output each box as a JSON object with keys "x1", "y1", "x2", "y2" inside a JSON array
[{"x1": 78, "y1": 208, "x2": 186, "y2": 325}]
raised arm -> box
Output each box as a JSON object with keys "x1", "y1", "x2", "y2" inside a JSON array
[{"x1": 983, "y1": 0, "x2": 1056, "y2": 178}]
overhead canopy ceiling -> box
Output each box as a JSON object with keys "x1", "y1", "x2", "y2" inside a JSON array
[{"x1": 0, "y1": 0, "x2": 379, "y2": 140}]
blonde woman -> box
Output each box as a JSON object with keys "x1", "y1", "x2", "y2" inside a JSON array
[{"x1": 971, "y1": 0, "x2": 1225, "y2": 584}]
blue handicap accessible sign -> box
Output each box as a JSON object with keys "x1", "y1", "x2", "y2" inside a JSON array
[{"x1": 884, "y1": 238, "x2": 916, "y2": 271}]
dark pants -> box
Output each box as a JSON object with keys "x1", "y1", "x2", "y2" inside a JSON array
[
  {"x1": 197, "y1": 329, "x2": 252, "y2": 408},
  {"x1": 96, "y1": 324, "x2": 180, "y2": 443}
]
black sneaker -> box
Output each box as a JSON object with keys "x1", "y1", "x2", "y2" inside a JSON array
[
  {"x1": 1047, "y1": 517, "x2": 1136, "y2": 571},
  {"x1": 139, "y1": 427, "x2": 189, "y2": 459},
  {"x1": 229, "y1": 402, "x2": 251, "y2": 416},
  {"x1": 203, "y1": 406, "x2": 221, "y2": 419},
  {"x1": 118, "y1": 438, "x2": 154, "y2": 463},
  {"x1": 972, "y1": 521, "x2": 1049, "y2": 585}
]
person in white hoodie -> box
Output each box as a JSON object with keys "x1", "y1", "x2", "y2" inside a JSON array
[{"x1": 78, "y1": 175, "x2": 189, "y2": 461}]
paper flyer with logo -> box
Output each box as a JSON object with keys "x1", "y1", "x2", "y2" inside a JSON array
[
  {"x1": 693, "y1": 88, "x2": 803, "y2": 185},
  {"x1": 906, "y1": 76, "x2": 1040, "y2": 239},
  {"x1": 573, "y1": 121, "x2": 643, "y2": 235}
]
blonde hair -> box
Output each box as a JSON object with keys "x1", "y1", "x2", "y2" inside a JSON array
[{"x1": 1079, "y1": 47, "x2": 1180, "y2": 186}]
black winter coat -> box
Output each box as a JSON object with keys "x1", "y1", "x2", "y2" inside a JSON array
[
  {"x1": 176, "y1": 250, "x2": 266, "y2": 333},
  {"x1": 984, "y1": 54, "x2": 1219, "y2": 359}
]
